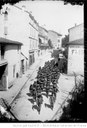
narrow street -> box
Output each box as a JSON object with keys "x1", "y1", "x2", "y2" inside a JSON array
[
  {"x1": 0, "y1": 1, "x2": 84, "y2": 124},
  {"x1": 8, "y1": 52, "x2": 75, "y2": 122}
]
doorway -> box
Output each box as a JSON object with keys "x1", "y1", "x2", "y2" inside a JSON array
[
  {"x1": 0, "y1": 64, "x2": 8, "y2": 90},
  {"x1": 21, "y1": 59, "x2": 24, "y2": 74}
]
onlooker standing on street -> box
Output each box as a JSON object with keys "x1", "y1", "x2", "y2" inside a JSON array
[{"x1": 58, "y1": 54, "x2": 64, "y2": 73}]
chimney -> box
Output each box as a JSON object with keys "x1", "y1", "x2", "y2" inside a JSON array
[{"x1": 75, "y1": 23, "x2": 77, "y2": 27}]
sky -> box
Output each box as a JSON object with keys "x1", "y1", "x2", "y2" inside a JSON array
[{"x1": 16, "y1": 1, "x2": 83, "y2": 37}]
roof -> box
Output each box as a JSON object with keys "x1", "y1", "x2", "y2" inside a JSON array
[
  {"x1": 29, "y1": 13, "x2": 38, "y2": 26},
  {"x1": 48, "y1": 30, "x2": 62, "y2": 36},
  {"x1": 0, "y1": 37, "x2": 23, "y2": 45},
  {"x1": 68, "y1": 23, "x2": 83, "y2": 32},
  {"x1": 67, "y1": 38, "x2": 84, "y2": 46},
  {"x1": 39, "y1": 26, "x2": 48, "y2": 33}
]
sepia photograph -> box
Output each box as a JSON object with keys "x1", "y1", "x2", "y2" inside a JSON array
[{"x1": 0, "y1": 0, "x2": 85, "y2": 124}]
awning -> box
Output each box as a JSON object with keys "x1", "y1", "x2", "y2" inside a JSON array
[{"x1": 0, "y1": 37, "x2": 23, "y2": 45}]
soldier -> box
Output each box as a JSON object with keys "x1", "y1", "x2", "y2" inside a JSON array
[
  {"x1": 32, "y1": 88, "x2": 37, "y2": 102},
  {"x1": 29, "y1": 84, "x2": 34, "y2": 96},
  {"x1": 49, "y1": 95, "x2": 54, "y2": 110},
  {"x1": 46, "y1": 82, "x2": 50, "y2": 98},
  {"x1": 36, "y1": 94, "x2": 43, "y2": 114},
  {"x1": 53, "y1": 83, "x2": 59, "y2": 102}
]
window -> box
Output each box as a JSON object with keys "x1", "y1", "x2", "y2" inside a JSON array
[
  {"x1": 72, "y1": 49, "x2": 77, "y2": 54},
  {"x1": 4, "y1": 26, "x2": 8, "y2": 35},
  {"x1": 4, "y1": 10, "x2": 8, "y2": 21},
  {"x1": 1, "y1": 45, "x2": 5, "y2": 60},
  {"x1": 58, "y1": 39, "x2": 60, "y2": 42}
]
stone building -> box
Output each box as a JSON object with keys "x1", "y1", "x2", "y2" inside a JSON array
[
  {"x1": 67, "y1": 23, "x2": 84, "y2": 75},
  {"x1": 48, "y1": 30, "x2": 62, "y2": 49}
]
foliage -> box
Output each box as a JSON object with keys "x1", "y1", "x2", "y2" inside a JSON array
[
  {"x1": 62, "y1": 47, "x2": 68, "y2": 59},
  {"x1": 59, "y1": 78, "x2": 85, "y2": 122},
  {"x1": 62, "y1": 35, "x2": 69, "y2": 48}
]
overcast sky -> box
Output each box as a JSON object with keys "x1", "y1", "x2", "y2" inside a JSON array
[{"x1": 16, "y1": 1, "x2": 83, "y2": 37}]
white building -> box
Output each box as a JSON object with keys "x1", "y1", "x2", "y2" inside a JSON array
[
  {"x1": 48, "y1": 30, "x2": 62, "y2": 49},
  {"x1": 0, "y1": 4, "x2": 39, "y2": 90},
  {"x1": 0, "y1": 37, "x2": 22, "y2": 90},
  {"x1": 0, "y1": 4, "x2": 39, "y2": 74},
  {"x1": 0, "y1": 4, "x2": 30, "y2": 74},
  {"x1": 67, "y1": 23, "x2": 84, "y2": 75}
]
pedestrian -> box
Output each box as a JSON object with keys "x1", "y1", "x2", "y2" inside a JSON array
[{"x1": 58, "y1": 57, "x2": 64, "y2": 73}]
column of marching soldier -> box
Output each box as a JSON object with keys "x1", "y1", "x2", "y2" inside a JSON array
[{"x1": 29, "y1": 59, "x2": 60, "y2": 114}]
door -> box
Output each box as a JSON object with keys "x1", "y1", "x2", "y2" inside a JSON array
[
  {"x1": 21, "y1": 60, "x2": 24, "y2": 74},
  {"x1": 0, "y1": 64, "x2": 8, "y2": 90}
]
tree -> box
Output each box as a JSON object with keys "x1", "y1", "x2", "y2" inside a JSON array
[
  {"x1": 48, "y1": 39, "x2": 53, "y2": 49},
  {"x1": 62, "y1": 35, "x2": 69, "y2": 48},
  {"x1": 59, "y1": 78, "x2": 85, "y2": 122}
]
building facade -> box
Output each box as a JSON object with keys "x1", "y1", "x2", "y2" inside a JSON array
[
  {"x1": 0, "y1": 37, "x2": 22, "y2": 90},
  {"x1": 39, "y1": 26, "x2": 48, "y2": 44},
  {"x1": 29, "y1": 13, "x2": 39, "y2": 66},
  {"x1": 38, "y1": 26, "x2": 49, "y2": 54},
  {"x1": 48, "y1": 30, "x2": 62, "y2": 49},
  {"x1": 67, "y1": 23, "x2": 84, "y2": 75},
  {"x1": 0, "y1": 4, "x2": 39, "y2": 74},
  {"x1": 0, "y1": 4, "x2": 39, "y2": 89},
  {"x1": 0, "y1": 4, "x2": 30, "y2": 75}
]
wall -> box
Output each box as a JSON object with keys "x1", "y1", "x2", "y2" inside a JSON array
[
  {"x1": 5, "y1": 44, "x2": 21, "y2": 85},
  {"x1": 69, "y1": 24, "x2": 84, "y2": 42},
  {"x1": 0, "y1": 4, "x2": 30, "y2": 69},
  {"x1": 67, "y1": 23, "x2": 84, "y2": 75},
  {"x1": 48, "y1": 31, "x2": 62, "y2": 49},
  {"x1": 39, "y1": 26, "x2": 48, "y2": 44},
  {"x1": 67, "y1": 45, "x2": 84, "y2": 75}
]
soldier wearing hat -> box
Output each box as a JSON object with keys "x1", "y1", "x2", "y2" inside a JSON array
[{"x1": 36, "y1": 94, "x2": 43, "y2": 114}]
